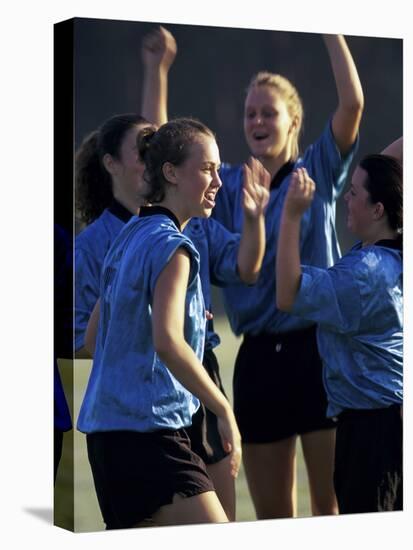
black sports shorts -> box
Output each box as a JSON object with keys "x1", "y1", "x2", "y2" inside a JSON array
[
  {"x1": 86, "y1": 428, "x2": 214, "y2": 529},
  {"x1": 233, "y1": 326, "x2": 335, "y2": 443},
  {"x1": 186, "y1": 348, "x2": 230, "y2": 464},
  {"x1": 334, "y1": 404, "x2": 403, "y2": 514}
]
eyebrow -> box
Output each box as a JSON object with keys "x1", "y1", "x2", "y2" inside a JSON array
[{"x1": 202, "y1": 161, "x2": 221, "y2": 170}]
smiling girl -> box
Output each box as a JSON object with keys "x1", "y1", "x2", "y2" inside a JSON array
[
  {"x1": 77, "y1": 118, "x2": 245, "y2": 528},
  {"x1": 276, "y1": 141, "x2": 403, "y2": 513}
]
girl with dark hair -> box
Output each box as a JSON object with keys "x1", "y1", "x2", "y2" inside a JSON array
[
  {"x1": 76, "y1": 27, "x2": 269, "y2": 521},
  {"x1": 149, "y1": 29, "x2": 364, "y2": 518},
  {"x1": 75, "y1": 113, "x2": 150, "y2": 357},
  {"x1": 276, "y1": 139, "x2": 403, "y2": 514},
  {"x1": 77, "y1": 118, "x2": 246, "y2": 527}
]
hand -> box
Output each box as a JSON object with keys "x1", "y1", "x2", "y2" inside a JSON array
[
  {"x1": 206, "y1": 310, "x2": 214, "y2": 321},
  {"x1": 242, "y1": 156, "x2": 270, "y2": 220},
  {"x1": 284, "y1": 167, "x2": 316, "y2": 218},
  {"x1": 142, "y1": 25, "x2": 177, "y2": 72},
  {"x1": 217, "y1": 409, "x2": 242, "y2": 479}
]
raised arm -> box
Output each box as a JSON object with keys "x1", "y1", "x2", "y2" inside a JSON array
[
  {"x1": 381, "y1": 137, "x2": 403, "y2": 162},
  {"x1": 237, "y1": 157, "x2": 270, "y2": 284},
  {"x1": 141, "y1": 26, "x2": 177, "y2": 126},
  {"x1": 152, "y1": 248, "x2": 241, "y2": 478},
  {"x1": 323, "y1": 34, "x2": 364, "y2": 155},
  {"x1": 276, "y1": 168, "x2": 316, "y2": 312}
]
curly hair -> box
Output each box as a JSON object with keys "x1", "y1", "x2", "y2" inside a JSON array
[{"x1": 75, "y1": 113, "x2": 149, "y2": 225}]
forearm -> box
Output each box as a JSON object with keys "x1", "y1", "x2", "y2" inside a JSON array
[
  {"x1": 276, "y1": 212, "x2": 302, "y2": 312},
  {"x1": 141, "y1": 66, "x2": 169, "y2": 126},
  {"x1": 324, "y1": 35, "x2": 364, "y2": 111},
  {"x1": 237, "y1": 215, "x2": 266, "y2": 284},
  {"x1": 324, "y1": 34, "x2": 364, "y2": 153},
  {"x1": 156, "y1": 337, "x2": 231, "y2": 418}
]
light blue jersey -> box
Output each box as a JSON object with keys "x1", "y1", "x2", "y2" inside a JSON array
[
  {"x1": 75, "y1": 205, "x2": 127, "y2": 351},
  {"x1": 213, "y1": 120, "x2": 358, "y2": 335},
  {"x1": 77, "y1": 209, "x2": 205, "y2": 433},
  {"x1": 292, "y1": 240, "x2": 403, "y2": 417},
  {"x1": 75, "y1": 201, "x2": 241, "y2": 351}
]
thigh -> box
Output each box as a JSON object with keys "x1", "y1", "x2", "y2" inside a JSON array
[
  {"x1": 242, "y1": 438, "x2": 298, "y2": 519},
  {"x1": 152, "y1": 490, "x2": 228, "y2": 526},
  {"x1": 207, "y1": 455, "x2": 236, "y2": 521},
  {"x1": 301, "y1": 428, "x2": 338, "y2": 515}
]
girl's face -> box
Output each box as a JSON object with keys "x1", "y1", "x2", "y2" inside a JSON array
[
  {"x1": 174, "y1": 135, "x2": 222, "y2": 219},
  {"x1": 244, "y1": 86, "x2": 294, "y2": 160},
  {"x1": 344, "y1": 166, "x2": 376, "y2": 237},
  {"x1": 112, "y1": 124, "x2": 147, "y2": 200}
]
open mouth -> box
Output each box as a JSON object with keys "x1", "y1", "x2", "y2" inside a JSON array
[
  {"x1": 203, "y1": 191, "x2": 216, "y2": 208},
  {"x1": 253, "y1": 132, "x2": 269, "y2": 142}
]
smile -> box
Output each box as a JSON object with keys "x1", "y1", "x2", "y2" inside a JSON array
[{"x1": 203, "y1": 191, "x2": 216, "y2": 208}]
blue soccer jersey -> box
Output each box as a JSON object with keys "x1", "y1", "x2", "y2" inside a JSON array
[
  {"x1": 75, "y1": 201, "x2": 241, "y2": 352},
  {"x1": 213, "y1": 119, "x2": 358, "y2": 336},
  {"x1": 77, "y1": 208, "x2": 205, "y2": 433},
  {"x1": 292, "y1": 240, "x2": 403, "y2": 417}
]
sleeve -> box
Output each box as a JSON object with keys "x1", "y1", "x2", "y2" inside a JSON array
[
  {"x1": 203, "y1": 218, "x2": 241, "y2": 287},
  {"x1": 301, "y1": 118, "x2": 359, "y2": 203},
  {"x1": 290, "y1": 253, "x2": 363, "y2": 334},
  {"x1": 74, "y1": 246, "x2": 101, "y2": 351},
  {"x1": 148, "y1": 232, "x2": 200, "y2": 296}
]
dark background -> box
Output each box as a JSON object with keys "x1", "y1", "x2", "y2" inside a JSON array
[{"x1": 73, "y1": 17, "x2": 402, "y2": 252}]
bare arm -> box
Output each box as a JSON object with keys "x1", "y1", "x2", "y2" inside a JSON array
[
  {"x1": 237, "y1": 157, "x2": 270, "y2": 284},
  {"x1": 276, "y1": 168, "x2": 316, "y2": 312},
  {"x1": 83, "y1": 299, "x2": 100, "y2": 357},
  {"x1": 141, "y1": 26, "x2": 177, "y2": 126},
  {"x1": 323, "y1": 34, "x2": 364, "y2": 155},
  {"x1": 152, "y1": 248, "x2": 241, "y2": 478},
  {"x1": 381, "y1": 137, "x2": 403, "y2": 162}
]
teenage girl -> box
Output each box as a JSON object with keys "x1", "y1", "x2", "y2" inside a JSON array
[
  {"x1": 276, "y1": 139, "x2": 403, "y2": 513},
  {"x1": 150, "y1": 29, "x2": 364, "y2": 518}
]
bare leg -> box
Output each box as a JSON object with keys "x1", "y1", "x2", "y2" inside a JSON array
[
  {"x1": 301, "y1": 428, "x2": 338, "y2": 516},
  {"x1": 152, "y1": 491, "x2": 228, "y2": 526},
  {"x1": 207, "y1": 455, "x2": 236, "y2": 521},
  {"x1": 242, "y1": 436, "x2": 297, "y2": 519}
]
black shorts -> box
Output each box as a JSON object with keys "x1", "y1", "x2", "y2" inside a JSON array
[
  {"x1": 186, "y1": 348, "x2": 230, "y2": 464},
  {"x1": 233, "y1": 326, "x2": 335, "y2": 443},
  {"x1": 334, "y1": 405, "x2": 403, "y2": 514},
  {"x1": 86, "y1": 429, "x2": 214, "y2": 529}
]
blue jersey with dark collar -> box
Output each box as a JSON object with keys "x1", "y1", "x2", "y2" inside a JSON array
[
  {"x1": 77, "y1": 211, "x2": 204, "y2": 433},
  {"x1": 75, "y1": 202, "x2": 240, "y2": 351},
  {"x1": 292, "y1": 240, "x2": 403, "y2": 417},
  {"x1": 213, "y1": 120, "x2": 358, "y2": 336}
]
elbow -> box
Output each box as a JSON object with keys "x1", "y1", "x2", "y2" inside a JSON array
[
  {"x1": 153, "y1": 332, "x2": 178, "y2": 363},
  {"x1": 276, "y1": 292, "x2": 294, "y2": 313},
  {"x1": 344, "y1": 96, "x2": 364, "y2": 119},
  {"x1": 239, "y1": 268, "x2": 260, "y2": 286}
]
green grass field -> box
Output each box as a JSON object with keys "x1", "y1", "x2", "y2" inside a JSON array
[{"x1": 54, "y1": 314, "x2": 312, "y2": 532}]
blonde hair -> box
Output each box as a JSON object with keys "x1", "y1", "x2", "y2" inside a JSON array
[{"x1": 246, "y1": 72, "x2": 304, "y2": 159}]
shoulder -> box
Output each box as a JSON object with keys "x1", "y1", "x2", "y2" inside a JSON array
[{"x1": 76, "y1": 210, "x2": 120, "y2": 250}]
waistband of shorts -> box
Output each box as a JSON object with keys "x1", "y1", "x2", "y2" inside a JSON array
[
  {"x1": 337, "y1": 404, "x2": 401, "y2": 421},
  {"x1": 243, "y1": 325, "x2": 317, "y2": 343}
]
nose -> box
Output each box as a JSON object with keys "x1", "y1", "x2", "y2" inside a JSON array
[{"x1": 213, "y1": 170, "x2": 223, "y2": 189}]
